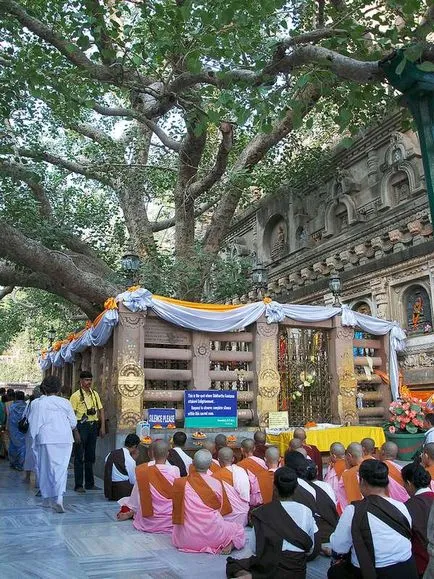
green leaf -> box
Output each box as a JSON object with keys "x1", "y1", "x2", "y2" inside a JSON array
[
  {"x1": 417, "y1": 61, "x2": 434, "y2": 73},
  {"x1": 404, "y1": 44, "x2": 424, "y2": 63},
  {"x1": 406, "y1": 424, "x2": 418, "y2": 434},
  {"x1": 395, "y1": 57, "x2": 407, "y2": 76}
]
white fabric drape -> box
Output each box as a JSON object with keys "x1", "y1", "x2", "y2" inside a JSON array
[{"x1": 38, "y1": 289, "x2": 406, "y2": 400}]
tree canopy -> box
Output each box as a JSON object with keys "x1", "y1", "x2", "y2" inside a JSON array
[{"x1": 0, "y1": 0, "x2": 433, "y2": 329}]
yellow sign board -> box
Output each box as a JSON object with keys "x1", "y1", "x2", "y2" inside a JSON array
[{"x1": 268, "y1": 411, "x2": 289, "y2": 430}]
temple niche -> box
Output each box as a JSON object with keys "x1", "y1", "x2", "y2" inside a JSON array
[
  {"x1": 323, "y1": 169, "x2": 362, "y2": 238},
  {"x1": 405, "y1": 286, "x2": 433, "y2": 335},
  {"x1": 263, "y1": 215, "x2": 288, "y2": 261}
]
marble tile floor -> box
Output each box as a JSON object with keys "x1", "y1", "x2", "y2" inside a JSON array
[{"x1": 0, "y1": 460, "x2": 330, "y2": 578}]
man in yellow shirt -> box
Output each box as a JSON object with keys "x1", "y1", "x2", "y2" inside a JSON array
[{"x1": 70, "y1": 371, "x2": 105, "y2": 493}]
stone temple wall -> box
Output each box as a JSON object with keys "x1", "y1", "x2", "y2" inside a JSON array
[{"x1": 224, "y1": 112, "x2": 434, "y2": 394}]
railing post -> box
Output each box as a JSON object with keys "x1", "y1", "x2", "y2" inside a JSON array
[{"x1": 254, "y1": 318, "x2": 280, "y2": 427}]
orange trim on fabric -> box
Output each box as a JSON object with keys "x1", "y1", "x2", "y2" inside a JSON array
[
  {"x1": 189, "y1": 461, "x2": 220, "y2": 475},
  {"x1": 256, "y1": 469, "x2": 274, "y2": 504},
  {"x1": 154, "y1": 294, "x2": 242, "y2": 311},
  {"x1": 238, "y1": 457, "x2": 267, "y2": 477},
  {"x1": 334, "y1": 459, "x2": 346, "y2": 479},
  {"x1": 212, "y1": 467, "x2": 234, "y2": 487},
  {"x1": 342, "y1": 465, "x2": 362, "y2": 503},
  {"x1": 136, "y1": 463, "x2": 174, "y2": 517}
]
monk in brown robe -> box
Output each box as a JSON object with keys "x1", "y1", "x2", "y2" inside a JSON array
[
  {"x1": 253, "y1": 431, "x2": 268, "y2": 460},
  {"x1": 293, "y1": 427, "x2": 323, "y2": 480}
]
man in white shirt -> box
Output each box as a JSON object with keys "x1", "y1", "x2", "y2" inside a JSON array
[
  {"x1": 104, "y1": 434, "x2": 140, "y2": 501},
  {"x1": 425, "y1": 414, "x2": 434, "y2": 444},
  {"x1": 168, "y1": 431, "x2": 192, "y2": 476},
  {"x1": 329, "y1": 459, "x2": 417, "y2": 578}
]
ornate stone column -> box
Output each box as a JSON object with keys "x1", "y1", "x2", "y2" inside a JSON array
[
  {"x1": 253, "y1": 319, "x2": 280, "y2": 428},
  {"x1": 328, "y1": 317, "x2": 358, "y2": 425},
  {"x1": 370, "y1": 278, "x2": 389, "y2": 319},
  {"x1": 112, "y1": 303, "x2": 146, "y2": 446}
]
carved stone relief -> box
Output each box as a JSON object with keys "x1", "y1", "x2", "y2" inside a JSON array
[
  {"x1": 117, "y1": 360, "x2": 145, "y2": 398},
  {"x1": 337, "y1": 352, "x2": 358, "y2": 424}
]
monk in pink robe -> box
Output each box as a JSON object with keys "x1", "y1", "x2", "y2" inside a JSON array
[
  {"x1": 118, "y1": 441, "x2": 180, "y2": 533},
  {"x1": 237, "y1": 438, "x2": 267, "y2": 506},
  {"x1": 172, "y1": 449, "x2": 246, "y2": 554},
  {"x1": 213, "y1": 447, "x2": 250, "y2": 526}
]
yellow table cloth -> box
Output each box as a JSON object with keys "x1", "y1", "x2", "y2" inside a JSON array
[{"x1": 267, "y1": 426, "x2": 386, "y2": 455}]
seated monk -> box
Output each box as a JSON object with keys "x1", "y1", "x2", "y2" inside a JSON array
[
  {"x1": 285, "y1": 450, "x2": 338, "y2": 546},
  {"x1": 213, "y1": 433, "x2": 228, "y2": 460},
  {"x1": 172, "y1": 449, "x2": 246, "y2": 554},
  {"x1": 380, "y1": 441, "x2": 409, "y2": 502},
  {"x1": 361, "y1": 437, "x2": 377, "y2": 460},
  {"x1": 337, "y1": 442, "x2": 364, "y2": 509},
  {"x1": 168, "y1": 431, "x2": 192, "y2": 477},
  {"x1": 213, "y1": 447, "x2": 250, "y2": 526},
  {"x1": 226, "y1": 467, "x2": 318, "y2": 579},
  {"x1": 324, "y1": 442, "x2": 346, "y2": 499},
  {"x1": 293, "y1": 428, "x2": 323, "y2": 480},
  {"x1": 253, "y1": 430, "x2": 268, "y2": 460},
  {"x1": 238, "y1": 438, "x2": 267, "y2": 506},
  {"x1": 117, "y1": 440, "x2": 180, "y2": 533},
  {"x1": 329, "y1": 460, "x2": 418, "y2": 579},
  {"x1": 104, "y1": 434, "x2": 140, "y2": 501},
  {"x1": 256, "y1": 446, "x2": 281, "y2": 505},
  {"x1": 189, "y1": 440, "x2": 220, "y2": 474}
]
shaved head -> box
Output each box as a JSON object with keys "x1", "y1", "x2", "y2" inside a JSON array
[
  {"x1": 346, "y1": 442, "x2": 363, "y2": 466},
  {"x1": 241, "y1": 438, "x2": 255, "y2": 457},
  {"x1": 254, "y1": 431, "x2": 266, "y2": 444},
  {"x1": 330, "y1": 442, "x2": 345, "y2": 458},
  {"x1": 265, "y1": 446, "x2": 280, "y2": 468},
  {"x1": 215, "y1": 434, "x2": 227, "y2": 449},
  {"x1": 361, "y1": 438, "x2": 375, "y2": 456},
  {"x1": 202, "y1": 440, "x2": 216, "y2": 453},
  {"x1": 289, "y1": 438, "x2": 303, "y2": 450},
  {"x1": 194, "y1": 449, "x2": 212, "y2": 473},
  {"x1": 293, "y1": 428, "x2": 306, "y2": 441},
  {"x1": 380, "y1": 441, "x2": 398, "y2": 460},
  {"x1": 218, "y1": 446, "x2": 234, "y2": 466},
  {"x1": 152, "y1": 440, "x2": 169, "y2": 462}
]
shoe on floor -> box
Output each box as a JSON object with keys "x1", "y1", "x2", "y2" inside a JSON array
[
  {"x1": 85, "y1": 485, "x2": 101, "y2": 490},
  {"x1": 35, "y1": 489, "x2": 42, "y2": 497},
  {"x1": 75, "y1": 486, "x2": 86, "y2": 493},
  {"x1": 53, "y1": 503, "x2": 65, "y2": 513}
]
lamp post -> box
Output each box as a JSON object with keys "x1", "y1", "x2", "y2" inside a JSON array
[
  {"x1": 47, "y1": 326, "x2": 56, "y2": 348},
  {"x1": 328, "y1": 272, "x2": 342, "y2": 307},
  {"x1": 121, "y1": 247, "x2": 141, "y2": 287},
  {"x1": 251, "y1": 254, "x2": 269, "y2": 299}
]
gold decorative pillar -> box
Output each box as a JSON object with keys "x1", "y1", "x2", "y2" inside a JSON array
[
  {"x1": 329, "y1": 317, "x2": 358, "y2": 424},
  {"x1": 112, "y1": 303, "x2": 146, "y2": 442},
  {"x1": 253, "y1": 319, "x2": 280, "y2": 427}
]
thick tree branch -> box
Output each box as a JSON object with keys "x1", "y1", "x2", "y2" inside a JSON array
[
  {"x1": 17, "y1": 148, "x2": 113, "y2": 186},
  {"x1": 0, "y1": 158, "x2": 52, "y2": 218},
  {"x1": 66, "y1": 122, "x2": 115, "y2": 146},
  {"x1": 279, "y1": 28, "x2": 348, "y2": 49},
  {"x1": 0, "y1": 222, "x2": 119, "y2": 308},
  {"x1": 0, "y1": 0, "x2": 153, "y2": 88},
  {"x1": 151, "y1": 198, "x2": 217, "y2": 232},
  {"x1": 188, "y1": 122, "x2": 234, "y2": 201},
  {"x1": 85, "y1": 0, "x2": 117, "y2": 66},
  {"x1": 0, "y1": 261, "x2": 99, "y2": 317},
  {"x1": 203, "y1": 82, "x2": 324, "y2": 254},
  {"x1": 92, "y1": 104, "x2": 181, "y2": 151}
]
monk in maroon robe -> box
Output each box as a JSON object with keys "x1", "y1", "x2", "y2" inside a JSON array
[{"x1": 293, "y1": 428, "x2": 323, "y2": 480}]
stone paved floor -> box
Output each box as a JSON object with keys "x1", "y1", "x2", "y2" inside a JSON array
[{"x1": 0, "y1": 460, "x2": 330, "y2": 578}]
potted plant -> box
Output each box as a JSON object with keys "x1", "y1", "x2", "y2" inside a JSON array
[{"x1": 384, "y1": 396, "x2": 427, "y2": 460}]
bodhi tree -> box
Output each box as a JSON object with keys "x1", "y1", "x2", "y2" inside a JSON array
[{"x1": 0, "y1": 0, "x2": 433, "y2": 318}]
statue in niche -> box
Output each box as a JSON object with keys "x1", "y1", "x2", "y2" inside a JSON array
[
  {"x1": 271, "y1": 223, "x2": 286, "y2": 258},
  {"x1": 296, "y1": 226, "x2": 308, "y2": 245},
  {"x1": 392, "y1": 173, "x2": 410, "y2": 203},
  {"x1": 392, "y1": 146, "x2": 403, "y2": 164},
  {"x1": 406, "y1": 286, "x2": 432, "y2": 334},
  {"x1": 355, "y1": 302, "x2": 372, "y2": 316}
]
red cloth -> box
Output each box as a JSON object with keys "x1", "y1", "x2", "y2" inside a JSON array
[
  {"x1": 253, "y1": 443, "x2": 267, "y2": 460},
  {"x1": 304, "y1": 444, "x2": 323, "y2": 480}
]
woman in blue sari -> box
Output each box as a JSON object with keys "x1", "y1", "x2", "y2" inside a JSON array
[{"x1": 7, "y1": 391, "x2": 27, "y2": 470}]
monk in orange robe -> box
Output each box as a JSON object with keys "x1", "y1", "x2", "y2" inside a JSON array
[
  {"x1": 337, "y1": 442, "x2": 364, "y2": 509},
  {"x1": 237, "y1": 438, "x2": 268, "y2": 506},
  {"x1": 361, "y1": 437, "x2": 377, "y2": 461},
  {"x1": 189, "y1": 440, "x2": 220, "y2": 475},
  {"x1": 255, "y1": 446, "x2": 280, "y2": 505}
]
